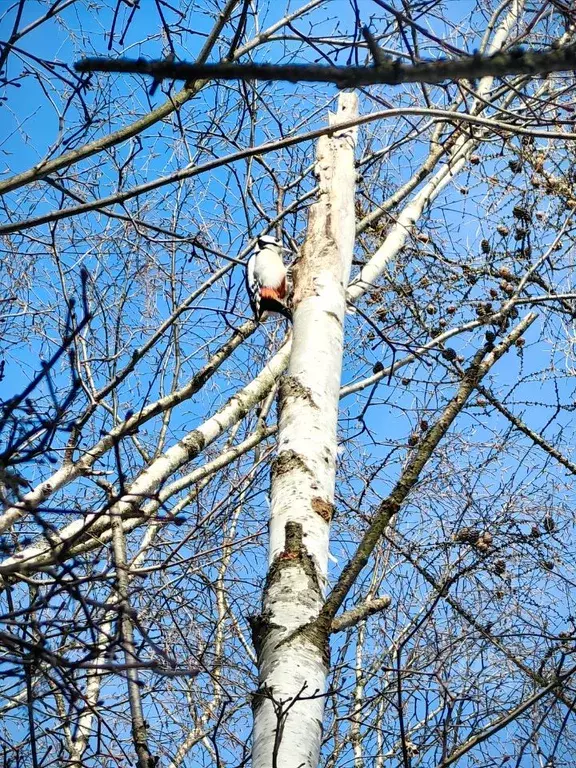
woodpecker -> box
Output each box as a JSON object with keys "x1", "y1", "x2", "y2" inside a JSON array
[{"x1": 246, "y1": 235, "x2": 292, "y2": 320}]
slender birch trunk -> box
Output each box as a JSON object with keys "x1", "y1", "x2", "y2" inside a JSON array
[{"x1": 251, "y1": 92, "x2": 358, "y2": 768}]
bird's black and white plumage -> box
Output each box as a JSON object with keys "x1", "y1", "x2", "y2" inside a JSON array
[{"x1": 246, "y1": 235, "x2": 292, "y2": 320}]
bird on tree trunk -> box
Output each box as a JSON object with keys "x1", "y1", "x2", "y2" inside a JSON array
[{"x1": 246, "y1": 235, "x2": 292, "y2": 320}]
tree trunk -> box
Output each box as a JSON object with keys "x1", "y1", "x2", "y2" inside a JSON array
[{"x1": 251, "y1": 92, "x2": 358, "y2": 768}]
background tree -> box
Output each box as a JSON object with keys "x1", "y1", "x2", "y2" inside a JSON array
[{"x1": 2, "y1": 1, "x2": 576, "y2": 767}]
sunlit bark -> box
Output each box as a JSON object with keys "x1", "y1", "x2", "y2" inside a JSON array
[{"x1": 252, "y1": 93, "x2": 358, "y2": 768}]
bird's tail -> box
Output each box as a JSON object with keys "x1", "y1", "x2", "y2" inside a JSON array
[{"x1": 259, "y1": 296, "x2": 292, "y2": 321}]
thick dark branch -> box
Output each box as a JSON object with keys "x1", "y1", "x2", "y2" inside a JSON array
[
  {"x1": 316, "y1": 313, "x2": 537, "y2": 627},
  {"x1": 75, "y1": 45, "x2": 576, "y2": 87}
]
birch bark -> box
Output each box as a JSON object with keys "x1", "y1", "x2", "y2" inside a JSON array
[{"x1": 251, "y1": 92, "x2": 358, "y2": 768}]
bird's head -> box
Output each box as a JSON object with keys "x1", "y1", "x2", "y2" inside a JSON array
[{"x1": 257, "y1": 235, "x2": 284, "y2": 250}]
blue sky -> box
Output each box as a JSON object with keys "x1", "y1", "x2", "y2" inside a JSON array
[{"x1": 2, "y1": 2, "x2": 576, "y2": 765}]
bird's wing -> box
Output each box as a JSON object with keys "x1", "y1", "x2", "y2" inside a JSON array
[{"x1": 246, "y1": 254, "x2": 260, "y2": 317}]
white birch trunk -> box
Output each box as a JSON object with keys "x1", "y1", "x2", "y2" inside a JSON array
[{"x1": 251, "y1": 92, "x2": 358, "y2": 768}]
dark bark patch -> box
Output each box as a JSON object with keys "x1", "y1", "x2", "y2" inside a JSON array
[
  {"x1": 279, "y1": 375, "x2": 318, "y2": 411},
  {"x1": 324, "y1": 310, "x2": 341, "y2": 325},
  {"x1": 271, "y1": 450, "x2": 312, "y2": 478},
  {"x1": 299, "y1": 620, "x2": 331, "y2": 666},
  {"x1": 265, "y1": 522, "x2": 322, "y2": 597},
  {"x1": 311, "y1": 496, "x2": 334, "y2": 522},
  {"x1": 251, "y1": 683, "x2": 274, "y2": 714},
  {"x1": 181, "y1": 428, "x2": 206, "y2": 460},
  {"x1": 284, "y1": 520, "x2": 303, "y2": 554},
  {"x1": 248, "y1": 611, "x2": 275, "y2": 658}
]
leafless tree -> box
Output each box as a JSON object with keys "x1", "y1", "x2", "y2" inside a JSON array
[{"x1": 2, "y1": 1, "x2": 576, "y2": 766}]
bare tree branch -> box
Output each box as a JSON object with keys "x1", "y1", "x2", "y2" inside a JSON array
[{"x1": 75, "y1": 43, "x2": 576, "y2": 88}]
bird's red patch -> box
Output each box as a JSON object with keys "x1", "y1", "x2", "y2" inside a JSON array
[{"x1": 261, "y1": 286, "x2": 282, "y2": 301}]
